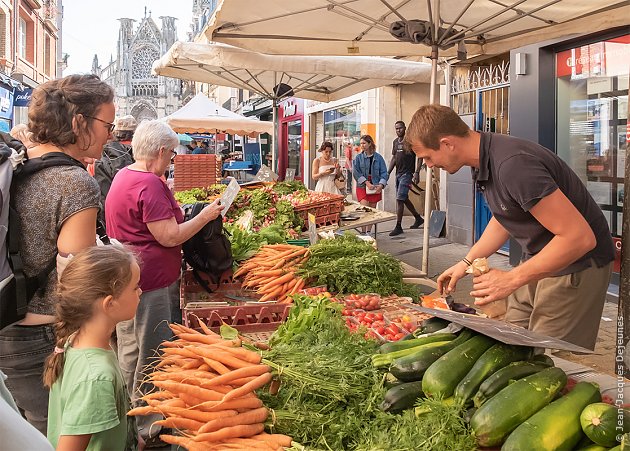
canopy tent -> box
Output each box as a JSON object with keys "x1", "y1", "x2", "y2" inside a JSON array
[
  {"x1": 163, "y1": 92, "x2": 274, "y2": 137},
  {"x1": 204, "y1": 0, "x2": 629, "y2": 276},
  {"x1": 204, "y1": 1, "x2": 628, "y2": 58},
  {"x1": 153, "y1": 41, "x2": 437, "y2": 104},
  {"x1": 153, "y1": 41, "x2": 437, "y2": 175}
]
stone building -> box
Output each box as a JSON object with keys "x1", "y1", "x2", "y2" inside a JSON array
[{"x1": 92, "y1": 11, "x2": 183, "y2": 121}]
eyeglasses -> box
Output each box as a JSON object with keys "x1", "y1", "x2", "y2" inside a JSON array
[{"x1": 84, "y1": 115, "x2": 115, "y2": 133}]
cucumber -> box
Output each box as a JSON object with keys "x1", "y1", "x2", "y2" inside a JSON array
[
  {"x1": 473, "y1": 361, "x2": 549, "y2": 408},
  {"x1": 422, "y1": 334, "x2": 496, "y2": 399},
  {"x1": 371, "y1": 334, "x2": 456, "y2": 368},
  {"x1": 378, "y1": 332, "x2": 456, "y2": 354},
  {"x1": 581, "y1": 402, "x2": 630, "y2": 447},
  {"x1": 530, "y1": 353, "x2": 555, "y2": 367},
  {"x1": 502, "y1": 381, "x2": 601, "y2": 450},
  {"x1": 390, "y1": 329, "x2": 475, "y2": 382},
  {"x1": 380, "y1": 381, "x2": 424, "y2": 413},
  {"x1": 453, "y1": 343, "x2": 532, "y2": 406},
  {"x1": 418, "y1": 317, "x2": 450, "y2": 334},
  {"x1": 470, "y1": 366, "x2": 567, "y2": 447}
]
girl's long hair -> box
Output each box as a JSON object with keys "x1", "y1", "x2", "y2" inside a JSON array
[{"x1": 43, "y1": 245, "x2": 137, "y2": 388}]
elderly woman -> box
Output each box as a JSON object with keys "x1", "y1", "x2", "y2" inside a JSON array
[
  {"x1": 105, "y1": 119, "x2": 222, "y2": 445},
  {"x1": 0, "y1": 74, "x2": 115, "y2": 434}
]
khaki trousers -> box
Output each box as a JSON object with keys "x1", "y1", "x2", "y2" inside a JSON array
[{"x1": 504, "y1": 262, "x2": 612, "y2": 350}]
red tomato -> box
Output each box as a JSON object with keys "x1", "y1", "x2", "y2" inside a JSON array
[
  {"x1": 394, "y1": 333, "x2": 406, "y2": 340},
  {"x1": 375, "y1": 313, "x2": 384, "y2": 321},
  {"x1": 386, "y1": 325, "x2": 399, "y2": 336},
  {"x1": 402, "y1": 322, "x2": 415, "y2": 332}
]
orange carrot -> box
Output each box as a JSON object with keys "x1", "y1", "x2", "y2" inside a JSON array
[
  {"x1": 194, "y1": 422, "x2": 265, "y2": 442},
  {"x1": 142, "y1": 390, "x2": 174, "y2": 401},
  {"x1": 203, "y1": 357, "x2": 231, "y2": 375},
  {"x1": 196, "y1": 397, "x2": 263, "y2": 412},
  {"x1": 250, "y1": 433, "x2": 293, "y2": 447},
  {"x1": 196, "y1": 365, "x2": 269, "y2": 388},
  {"x1": 197, "y1": 407, "x2": 269, "y2": 434},
  {"x1": 154, "y1": 416, "x2": 205, "y2": 432},
  {"x1": 152, "y1": 381, "x2": 224, "y2": 402},
  {"x1": 219, "y1": 372, "x2": 273, "y2": 403},
  {"x1": 160, "y1": 435, "x2": 213, "y2": 451},
  {"x1": 214, "y1": 438, "x2": 275, "y2": 449},
  {"x1": 178, "y1": 392, "x2": 205, "y2": 408},
  {"x1": 190, "y1": 349, "x2": 255, "y2": 369},
  {"x1": 127, "y1": 406, "x2": 157, "y2": 416},
  {"x1": 176, "y1": 333, "x2": 225, "y2": 345},
  {"x1": 230, "y1": 376, "x2": 258, "y2": 386}
]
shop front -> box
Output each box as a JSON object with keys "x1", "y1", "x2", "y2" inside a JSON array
[
  {"x1": 0, "y1": 82, "x2": 15, "y2": 133},
  {"x1": 278, "y1": 98, "x2": 304, "y2": 180},
  {"x1": 510, "y1": 30, "x2": 629, "y2": 291}
]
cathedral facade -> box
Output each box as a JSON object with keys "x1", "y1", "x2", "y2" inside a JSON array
[{"x1": 92, "y1": 12, "x2": 183, "y2": 121}]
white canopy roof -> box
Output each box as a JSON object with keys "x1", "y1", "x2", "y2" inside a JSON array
[
  {"x1": 204, "y1": 0, "x2": 628, "y2": 57},
  {"x1": 152, "y1": 41, "x2": 438, "y2": 103},
  {"x1": 163, "y1": 92, "x2": 274, "y2": 137}
]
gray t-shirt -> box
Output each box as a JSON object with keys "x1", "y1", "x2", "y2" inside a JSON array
[
  {"x1": 474, "y1": 132, "x2": 614, "y2": 276},
  {"x1": 14, "y1": 164, "x2": 100, "y2": 315}
]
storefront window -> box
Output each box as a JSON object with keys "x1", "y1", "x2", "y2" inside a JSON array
[
  {"x1": 287, "y1": 120, "x2": 302, "y2": 178},
  {"x1": 556, "y1": 35, "x2": 629, "y2": 238},
  {"x1": 323, "y1": 103, "x2": 361, "y2": 167}
]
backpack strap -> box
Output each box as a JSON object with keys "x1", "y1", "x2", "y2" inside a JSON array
[{"x1": 8, "y1": 151, "x2": 90, "y2": 315}]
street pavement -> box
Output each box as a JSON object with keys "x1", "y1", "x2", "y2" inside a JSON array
[{"x1": 372, "y1": 215, "x2": 622, "y2": 378}]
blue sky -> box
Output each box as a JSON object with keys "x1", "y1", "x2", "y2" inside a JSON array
[{"x1": 62, "y1": 0, "x2": 193, "y2": 75}]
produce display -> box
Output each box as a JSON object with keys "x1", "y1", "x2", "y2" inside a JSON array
[
  {"x1": 128, "y1": 323, "x2": 295, "y2": 450},
  {"x1": 297, "y1": 234, "x2": 420, "y2": 297},
  {"x1": 233, "y1": 244, "x2": 308, "y2": 303}
]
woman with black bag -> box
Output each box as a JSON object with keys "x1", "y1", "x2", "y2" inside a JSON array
[{"x1": 105, "y1": 120, "x2": 222, "y2": 447}]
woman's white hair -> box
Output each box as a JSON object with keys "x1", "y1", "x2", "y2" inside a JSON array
[{"x1": 131, "y1": 120, "x2": 178, "y2": 161}]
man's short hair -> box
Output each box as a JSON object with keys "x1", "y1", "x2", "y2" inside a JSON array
[
  {"x1": 405, "y1": 105, "x2": 470, "y2": 150},
  {"x1": 395, "y1": 120, "x2": 405, "y2": 128}
]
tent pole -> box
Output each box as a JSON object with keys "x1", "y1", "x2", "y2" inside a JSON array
[
  {"x1": 421, "y1": 36, "x2": 440, "y2": 275},
  {"x1": 272, "y1": 99, "x2": 279, "y2": 177}
]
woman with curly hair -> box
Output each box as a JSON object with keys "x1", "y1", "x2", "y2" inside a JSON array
[{"x1": 0, "y1": 74, "x2": 114, "y2": 434}]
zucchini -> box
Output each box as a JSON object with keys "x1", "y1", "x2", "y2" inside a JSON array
[
  {"x1": 453, "y1": 343, "x2": 532, "y2": 406},
  {"x1": 576, "y1": 446, "x2": 609, "y2": 451},
  {"x1": 371, "y1": 334, "x2": 456, "y2": 368},
  {"x1": 530, "y1": 353, "x2": 555, "y2": 367},
  {"x1": 422, "y1": 334, "x2": 496, "y2": 399},
  {"x1": 418, "y1": 317, "x2": 450, "y2": 334},
  {"x1": 380, "y1": 381, "x2": 424, "y2": 413},
  {"x1": 390, "y1": 329, "x2": 475, "y2": 382},
  {"x1": 472, "y1": 361, "x2": 549, "y2": 408},
  {"x1": 581, "y1": 402, "x2": 630, "y2": 447},
  {"x1": 378, "y1": 332, "x2": 456, "y2": 354},
  {"x1": 502, "y1": 381, "x2": 601, "y2": 450},
  {"x1": 470, "y1": 366, "x2": 567, "y2": 447}
]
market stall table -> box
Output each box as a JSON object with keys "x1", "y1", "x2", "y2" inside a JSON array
[{"x1": 337, "y1": 202, "x2": 397, "y2": 237}]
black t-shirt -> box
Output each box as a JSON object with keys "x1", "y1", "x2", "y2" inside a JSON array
[
  {"x1": 392, "y1": 138, "x2": 417, "y2": 175},
  {"x1": 474, "y1": 132, "x2": 614, "y2": 275}
]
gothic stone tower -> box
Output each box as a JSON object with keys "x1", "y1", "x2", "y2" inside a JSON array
[{"x1": 93, "y1": 11, "x2": 183, "y2": 122}]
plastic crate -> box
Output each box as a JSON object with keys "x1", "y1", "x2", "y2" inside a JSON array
[
  {"x1": 173, "y1": 154, "x2": 221, "y2": 192},
  {"x1": 184, "y1": 303, "x2": 292, "y2": 333},
  {"x1": 180, "y1": 269, "x2": 261, "y2": 308},
  {"x1": 293, "y1": 195, "x2": 345, "y2": 230}
]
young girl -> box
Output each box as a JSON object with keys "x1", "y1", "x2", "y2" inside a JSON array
[{"x1": 43, "y1": 245, "x2": 140, "y2": 451}]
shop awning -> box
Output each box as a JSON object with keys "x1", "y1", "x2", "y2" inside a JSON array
[
  {"x1": 163, "y1": 92, "x2": 274, "y2": 137},
  {"x1": 152, "y1": 41, "x2": 438, "y2": 104},
  {"x1": 204, "y1": 1, "x2": 629, "y2": 58}
]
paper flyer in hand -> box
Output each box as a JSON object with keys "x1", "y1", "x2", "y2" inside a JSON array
[{"x1": 220, "y1": 177, "x2": 241, "y2": 216}]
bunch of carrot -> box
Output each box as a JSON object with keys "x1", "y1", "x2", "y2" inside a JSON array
[
  {"x1": 234, "y1": 244, "x2": 309, "y2": 303},
  {"x1": 128, "y1": 323, "x2": 293, "y2": 451}
]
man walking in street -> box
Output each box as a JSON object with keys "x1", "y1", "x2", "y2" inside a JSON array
[
  {"x1": 388, "y1": 120, "x2": 424, "y2": 236},
  {"x1": 405, "y1": 104, "x2": 614, "y2": 350}
]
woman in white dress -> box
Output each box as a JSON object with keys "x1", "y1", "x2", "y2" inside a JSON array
[{"x1": 312, "y1": 141, "x2": 342, "y2": 194}]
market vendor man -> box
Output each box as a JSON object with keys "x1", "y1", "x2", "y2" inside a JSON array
[{"x1": 404, "y1": 104, "x2": 614, "y2": 350}]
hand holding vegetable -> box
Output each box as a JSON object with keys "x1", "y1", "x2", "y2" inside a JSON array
[{"x1": 437, "y1": 260, "x2": 469, "y2": 294}]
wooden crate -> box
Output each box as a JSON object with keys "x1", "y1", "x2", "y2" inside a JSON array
[{"x1": 173, "y1": 154, "x2": 221, "y2": 192}]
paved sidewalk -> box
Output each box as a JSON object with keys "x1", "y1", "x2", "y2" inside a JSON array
[{"x1": 372, "y1": 215, "x2": 622, "y2": 377}]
